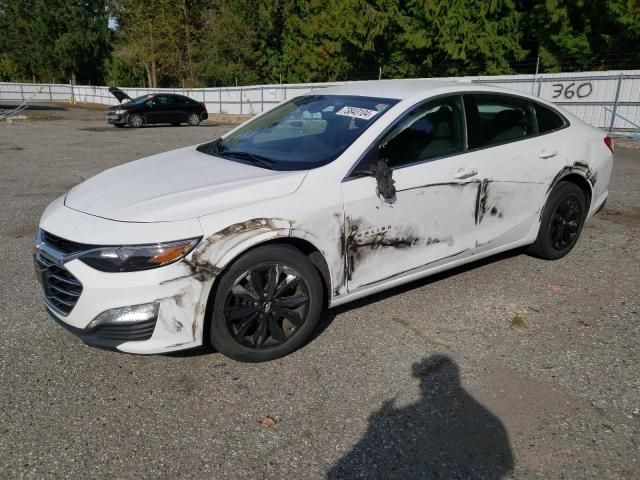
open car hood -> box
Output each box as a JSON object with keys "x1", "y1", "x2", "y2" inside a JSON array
[
  {"x1": 64, "y1": 145, "x2": 308, "y2": 222},
  {"x1": 108, "y1": 87, "x2": 132, "y2": 104}
]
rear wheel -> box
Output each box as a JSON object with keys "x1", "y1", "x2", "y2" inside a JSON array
[
  {"x1": 210, "y1": 245, "x2": 323, "y2": 362},
  {"x1": 187, "y1": 112, "x2": 201, "y2": 126},
  {"x1": 528, "y1": 181, "x2": 587, "y2": 259},
  {"x1": 128, "y1": 113, "x2": 144, "y2": 128}
]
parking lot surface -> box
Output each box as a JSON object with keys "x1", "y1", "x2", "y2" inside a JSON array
[{"x1": 1, "y1": 106, "x2": 639, "y2": 479}]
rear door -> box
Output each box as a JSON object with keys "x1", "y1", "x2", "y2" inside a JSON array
[
  {"x1": 171, "y1": 95, "x2": 190, "y2": 123},
  {"x1": 463, "y1": 94, "x2": 568, "y2": 248}
]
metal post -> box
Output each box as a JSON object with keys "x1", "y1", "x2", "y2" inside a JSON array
[
  {"x1": 283, "y1": 85, "x2": 287, "y2": 100},
  {"x1": 260, "y1": 86, "x2": 264, "y2": 113},
  {"x1": 19, "y1": 83, "x2": 24, "y2": 101},
  {"x1": 536, "y1": 76, "x2": 542, "y2": 97},
  {"x1": 48, "y1": 84, "x2": 53, "y2": 101},
  {"x1": 240, "y1": 87, "x2": 243, "y2": 115},
  {"x1": 609, "y1": 73, "x2": 624, "y2": 133},
  {"x1": 532, "y1": 56, "x2": 539, "y2": 95},
  {"x1": 219, "y1": 89, "x2": 222, "y2": 114}
]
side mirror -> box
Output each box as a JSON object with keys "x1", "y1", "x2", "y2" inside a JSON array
[
  {"x1": 351, "y1": 148, "x2": 396, "y2": 200},
  {"x1": 375, "y1": 157, "x2": 396, "y2": 200}
]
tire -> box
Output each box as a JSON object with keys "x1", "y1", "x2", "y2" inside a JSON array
[
  {"x1": 187, "y1": 112, "x2": 201, "y2": 126},
  {"x1": 209, "y1": 245, "x2": 323, "y2": 362},
  {"x1": 528, "y1": 181, "x2": 588, "y2": 260},
  {"x1": 128, "y1": 113, "x2": 144, "y2": 128}
]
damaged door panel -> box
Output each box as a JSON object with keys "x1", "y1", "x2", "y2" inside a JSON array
[{"x1": 462, "y1": 94, "x2": 569, "y2": 248}]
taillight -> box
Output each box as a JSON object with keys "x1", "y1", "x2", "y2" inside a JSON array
[{"x1": 604, "y1": 135, "x2": 614, "y2": 153}]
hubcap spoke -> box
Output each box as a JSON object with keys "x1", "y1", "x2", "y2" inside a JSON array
[
  {"x1": 274, "y1": 306, "x2": 303, "y2": 327},
  {"x1": 274, "y1": 274, "x2": 299, "y2": 298},
  {"x1": 226, "y1": 305, "x2": 259, "y2": 320},
  {"x1": 231, "y1": 283, "x2": 259, "y2": 303},
  {"x1": 265, "y1": 265, "x2": 280, "y2": 298},
  {"x1": 248, "y1": 270, "x2": 264, "y2": 298},
  {"x1": 268, "y1": 316, "x2": 288, "y2": 342},
  {"x1": 252, "y1": 317, "x2": 268, "y2": 347},
  {"x1": 234, "y1": 314, "x2": 258, "y2": 337},
  {"x1": 276, "y1": 294, "x2": 309, "y2": 309}
]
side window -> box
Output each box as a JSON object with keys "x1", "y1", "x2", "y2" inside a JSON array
[
  {"x1": 535, "y1": 103, "x2": 566, "y2": 133},
  {"x1": 154, "y1": 95, "x2": 171, "y2": 105},
  {"x1": 378, "y1": 96, "x2": 465, "y2": 169},
  {"x1": 470, "y1": 94, "x2": 537, "y2": 147}
]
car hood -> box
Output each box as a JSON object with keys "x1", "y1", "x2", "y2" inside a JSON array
[{"x1": 65, "y1": 145, "x2": 308, "y2": 222}]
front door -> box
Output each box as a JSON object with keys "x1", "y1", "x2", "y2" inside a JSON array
[{"x1": 341, "y1": 95, "x2": 479, "y2": 291}]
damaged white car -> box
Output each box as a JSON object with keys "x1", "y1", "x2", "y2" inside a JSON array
[{"x1": 34, "y1": 80, "x2": 613, "y2": 362}]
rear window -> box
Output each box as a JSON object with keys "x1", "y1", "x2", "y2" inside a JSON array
[
  {"x1": 466, "y1": 94, "x2": 537, "y2": 148},
  {"x1": 535, "y1": 103, "x2": 566, "y2": 133}
]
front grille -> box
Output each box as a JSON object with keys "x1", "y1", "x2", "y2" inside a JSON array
[
  {"x1": 42, "y1": 231, "x2": 92, "y2": 254},
  {"x1": 34, "y1": 254, "x2": 83, "y2": 316},
  {"x1": 91, "y1": 319, "x2": 157, "y2": 342}
]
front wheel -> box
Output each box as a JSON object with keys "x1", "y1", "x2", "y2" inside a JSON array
[
  {"x1": 528, "y1": 181, "x2": 588, "y2": 260},
  {"x1": 210, "y1": 245, "x2": 323, "y2": 362},
  {"x1": 128, "y1": 113, "x2": 144, "y2": 128},
  {"x1": 187, "y1": 112, "x2": 201, "y2": 126}
]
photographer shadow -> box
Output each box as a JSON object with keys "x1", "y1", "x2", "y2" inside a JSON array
[{"x1": 328, "y1": 355, "x2": 514, "y2": 479}]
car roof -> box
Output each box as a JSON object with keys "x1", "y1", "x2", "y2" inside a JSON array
[{"x1": 317, "y1": 79, "x2": 467, "y2": 100}]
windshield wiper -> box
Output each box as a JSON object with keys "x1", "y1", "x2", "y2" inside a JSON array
[
  {"x1": 221, "y1": 150, "x2": 276, "y2": 169},
  {"x1": 196, "y1": 139, "x2": 223, "y2": 156}
]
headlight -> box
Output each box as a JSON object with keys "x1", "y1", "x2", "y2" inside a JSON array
[
  {"x1": 79, "y1": 237, "x2": 201, "y2": 272},
  {"x1": 114, "y1": 108, "x2": 128, "y2": 115}
]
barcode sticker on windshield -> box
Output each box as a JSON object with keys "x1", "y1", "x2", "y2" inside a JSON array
[{"x1": 336, "y1": 106, "x2": 379, "y2": 120}]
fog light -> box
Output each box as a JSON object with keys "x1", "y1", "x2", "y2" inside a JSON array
[{"x1": 88, "y1": 302, "x2": 159, "y2": 330}]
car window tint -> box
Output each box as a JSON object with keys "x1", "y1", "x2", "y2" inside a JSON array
[
  {"x1": 175, "y1": 95, "x2": 192, "y2": 104},
  {"x1": 154, "y1": 95, "x2": 171, "y2": 105},
  {"x1": 473, "y1": 94, "x2": 537, "y2": 146},
  {"x1": 535, "y1": 103, "x2": 565, "y2": 133},
  {"x1": 377, "y1": 96, "x2": 464, "y2": 169}
]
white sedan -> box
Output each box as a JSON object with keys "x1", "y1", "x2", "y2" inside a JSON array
[{"x1": 34, "y1": 80, "x2": 613, "y2": 362}]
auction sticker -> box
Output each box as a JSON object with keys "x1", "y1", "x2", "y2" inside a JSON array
[{"x1": 336, "y1": 106, "x2": 379, "y2": 120}]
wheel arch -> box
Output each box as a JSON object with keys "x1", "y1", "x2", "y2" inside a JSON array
[
  {"x1": 200, "y1": 233, "x2": 334, "y2": 346},
  {"x1": 553, "y1": 172, "x2": 593, "y2": 208}
]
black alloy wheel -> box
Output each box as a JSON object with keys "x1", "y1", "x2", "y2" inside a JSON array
[
  {"x1": 210, "y1": 245, "x2": 323, "y2": 362},
  {"x1": 549, "y1": 194, "x2": 582, "y2": 251},
  {"x1": 529, "y1": 181, "x2": 587, "y2": 260},
  {"x1": 224, "y1": 264, "x2": 310, "y2": 349}
]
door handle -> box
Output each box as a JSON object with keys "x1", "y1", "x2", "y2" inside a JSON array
[
  {"x1": 538, "y1": 150, "x2": 558, "y2": 159},
  {"x1": 453, "y1": 168, "x2": 478, "y2": 179}
]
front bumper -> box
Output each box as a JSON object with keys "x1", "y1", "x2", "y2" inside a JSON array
[
  {"x1": 37, "y1": 199, "x2": 210, "y2": 354},
  {"x1": 105, "y1": 111, "x2": 127, "y2": 124}
]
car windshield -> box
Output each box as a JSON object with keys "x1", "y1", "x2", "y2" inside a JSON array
[{"x1": 197, "y1": 95, "x2": 399, "y2": 170}]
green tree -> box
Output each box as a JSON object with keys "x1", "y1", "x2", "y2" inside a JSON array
[{"x1": 0, "y1": 0, "x2": 110, "y2": 84}]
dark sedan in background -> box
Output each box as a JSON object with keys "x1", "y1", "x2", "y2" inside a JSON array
[{"x1": 105, "y1": 87, "x2": 208, "y2": 128}]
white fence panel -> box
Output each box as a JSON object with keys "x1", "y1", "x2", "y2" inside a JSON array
[{"x1": 2, "y1": 71, "x2": 639, "y2": 130}]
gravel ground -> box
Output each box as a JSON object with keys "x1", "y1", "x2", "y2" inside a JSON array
[{"x1": 1, "y1": 106, "x2": 638, "y2": 479}]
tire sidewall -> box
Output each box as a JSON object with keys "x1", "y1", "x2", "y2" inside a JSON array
[
  {"x1": 209, "y1": 245, "x2": 323, "y2": 362},
  {"x1": 537, "y1": 181, "x2": 588, "y2": 259},
  {"x1": 188, "y1": 113, "x2": 200, "y2": 126}
]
